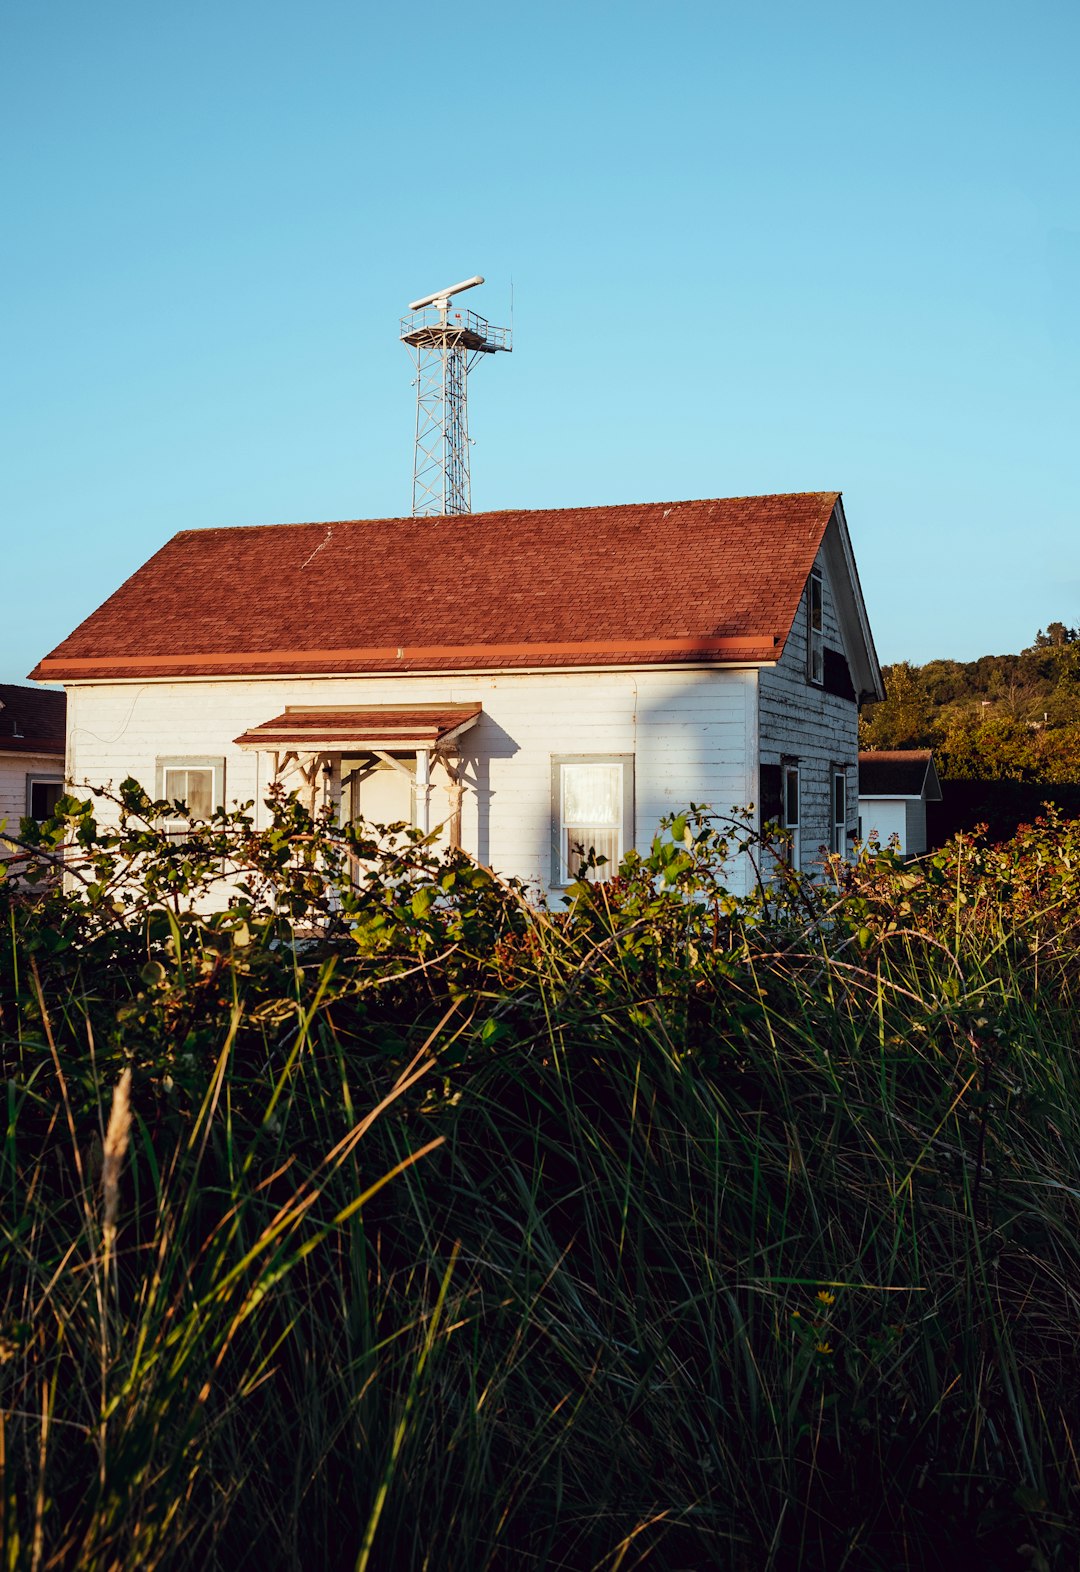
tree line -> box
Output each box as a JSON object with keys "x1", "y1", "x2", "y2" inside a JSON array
[{"x1": 860, "y1": 622, "x2": 1080, "y2": 782}]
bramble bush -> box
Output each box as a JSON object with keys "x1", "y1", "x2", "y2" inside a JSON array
[{"x1": 3, "y1": 783, "x2": 1080, "y2": 1569}]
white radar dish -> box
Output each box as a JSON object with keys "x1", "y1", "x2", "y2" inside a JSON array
[{"x1": 408, "y1": 275, "x2": 485, "y2": 311}]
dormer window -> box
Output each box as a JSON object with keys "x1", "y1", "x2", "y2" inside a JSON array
[{"x1": 807, "y1": 570, "x2": 824, "y2": 686}]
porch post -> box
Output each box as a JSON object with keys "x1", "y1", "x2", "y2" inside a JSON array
[{"x1": 415, "y1": 748, "x2": 431, "y2": 834}]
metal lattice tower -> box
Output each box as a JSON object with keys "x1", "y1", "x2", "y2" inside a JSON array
[{"x1": 400, "y1": 275, "x2": 511, "y2": 516}]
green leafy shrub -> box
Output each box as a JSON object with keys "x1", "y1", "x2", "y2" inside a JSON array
[{"x1": 2, "y1": 787, "x2": 1080, "y2": 1569}]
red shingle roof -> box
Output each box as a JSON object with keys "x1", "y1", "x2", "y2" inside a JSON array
[
  {"x1": 30, "y1": 493, "x2": 840, "y2": 682},
  {"x1": 0, "y1": 684, "x2": 65, "y2": 756}
]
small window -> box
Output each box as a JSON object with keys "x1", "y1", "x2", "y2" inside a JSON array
[
  {"x1": 782, "y1": 763, "x2": 800, "y2": 868},
  {"x1": 831, "y1": 768, "x2": 847, "y2": 855},
  {"x1": 26, "y1": 776, "x2": 64, "y2": 821},
  {"x1": 155, "y1": 757, "x2": 225, "y2": 837},
  {"x1": 758, "y1": 762, "x2": 783, "y2": 829},
  {"x1": 807, "y1": 570, "x2": 824, "y2": 686},
  {"x1": 551, "y1": 755, "x2": 634, "y2": 885}
]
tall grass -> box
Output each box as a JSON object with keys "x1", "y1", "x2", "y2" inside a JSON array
[{"x1": 2, "y1": 792, "x2": 1080, "y2": 1568}]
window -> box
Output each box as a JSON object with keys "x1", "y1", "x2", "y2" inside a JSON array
[
  {"x1": 155, "y1": 757, "x2": 225, "y2": 836},
  {"x1": 26, "y1": 775, "x2": 64, "y2": 820},
  {"x1": 758, "y1": 763, "x2": 782, "y2": 831},
  {"x1": 831, "y1": 768, "x2": 847, "y2": 855},
  {"x1": 551, "y1": 756, "x2": 634, "y2": 885},
  {"x1": 807, "y1": 569, "x2": 824, "y2": 686},
  {"x1": 782, "y1": 763, "x2": 800, "y2": 867}
]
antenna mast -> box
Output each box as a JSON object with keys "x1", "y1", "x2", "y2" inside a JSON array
[{"x1": 400, "y1": 275, "x2": 511, "y2": 516}]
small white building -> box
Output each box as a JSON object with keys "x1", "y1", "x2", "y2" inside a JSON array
[
  {"x1": 858, "y1": 749, "x2": 942, "y2": 857},
  {"x1": 0, "y1": 684, "x2": 66, "y2": 853},
  {"x1": 31, "y1": 493, "x2": 883, "y2": 898}
]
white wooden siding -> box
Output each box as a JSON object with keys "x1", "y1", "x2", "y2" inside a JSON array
[
  {"x1": 857, "y1": 796, "x2": 928, "y2": 858},
  {"x1": 906, "y1": 797, "x2": 928, "y2": 856},
  {"x1": 757, "y1": 546, "x2": 859, "y2": 874},
  {"x1": 65, "y1": 668, "x2": 760, "y2": 900},
  {"x1": 0, "y1": 752, "x2": 65, "y2": 853},
  {"x1": 858, "y1": 799, "x2": 907, "y2": 853}
]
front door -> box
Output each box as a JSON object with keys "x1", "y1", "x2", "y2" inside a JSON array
[{"x1": 343, "y1": 756, "x2": 415, "y2": 829}]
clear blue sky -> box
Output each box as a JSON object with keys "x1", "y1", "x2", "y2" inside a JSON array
[{"x1": 2, "y1": 0, "x2": 1077, "y2": 683}]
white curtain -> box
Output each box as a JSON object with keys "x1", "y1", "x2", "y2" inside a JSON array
[
  {"x1": 562, "y1": 763, "x2": 622, "y2": 881},
  {"x1": 164, "y1": 768, "x2": 213, "y2": 819}
]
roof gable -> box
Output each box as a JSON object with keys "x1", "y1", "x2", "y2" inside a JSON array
[
  {"x1": 30, "y1": 492, "x2": 872, "y2": 683},
  {"x1": 818, "y1": 499, "x2": 885, "y2": 704}
]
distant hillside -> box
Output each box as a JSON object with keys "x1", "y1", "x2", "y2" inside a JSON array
[{"x1": 860, "y1": 622, "x2": 1080, "y2": 784}]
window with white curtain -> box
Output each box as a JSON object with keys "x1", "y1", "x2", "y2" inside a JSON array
[
  {"x1": 551, "y1": 756, "x2": 634, "y2": 885},
  {"x1": 155, "y1": 757, "x2": 225, "y2": 838}
]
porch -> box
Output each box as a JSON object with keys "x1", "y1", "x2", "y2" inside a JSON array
[{"x1": 234, "y1": 704, "x2": 482, "y2": 844}]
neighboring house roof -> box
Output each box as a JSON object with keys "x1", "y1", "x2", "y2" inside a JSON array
[
  {"x1": 30, "y1": 492, "x2": 883, "y2": 698},
  {"x1": 234, "y1": 705, "x2": 482, "y2": 752},
  {"x1": 859, "y1": 750, "x2": 943, "y2": 801},
  {"x1": 0, "y1": 684, "x2": 65, "y2": 757}
]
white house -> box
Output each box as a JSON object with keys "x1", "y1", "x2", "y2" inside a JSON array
[
  {"x1": 0, "y1": 684, "x2": 66, "y2": 854},
  {"x1": 30, "y1": 493, "x2": 883, "y2": 899},
  {"x1": 858, "y1": 749, "x2": 942, "y2": 857}
]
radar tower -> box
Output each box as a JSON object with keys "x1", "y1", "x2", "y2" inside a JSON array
[{"x1": 400, "y1": 275, "x2": 511, "y2": 516}]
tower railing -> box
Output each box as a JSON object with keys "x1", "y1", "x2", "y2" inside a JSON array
[{"x1": 400, "y1": 307, "x2": 511, "y2": 354}]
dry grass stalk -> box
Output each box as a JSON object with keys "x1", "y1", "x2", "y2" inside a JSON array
[{"x1": 102, "y1": 1068, "x2": 132, "y2": 1266}]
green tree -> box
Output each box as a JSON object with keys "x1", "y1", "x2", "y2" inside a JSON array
[
  {"x1": 859, "y1": 661, "x2": 938, "y2": 750},
  {"x1": 1034, "y1": 621, "x2": 1078, "y2": 648},
  {"x1": 937, "y1": 714, "x2": 1038, "y2": 781}
]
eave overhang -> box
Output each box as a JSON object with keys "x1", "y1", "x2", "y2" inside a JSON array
[
  {"x1": 33, "y1": 635, "x2": 782, "y2": 683},
  {"x1": 0, "y1": 737, "x2": 65, "y2": 757}
]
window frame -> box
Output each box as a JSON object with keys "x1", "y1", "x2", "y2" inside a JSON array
[
  {"x1": 806, "y1": 569, "x2": 824, "y2": 687},
  {"x1": 155, "y1": 757, "x2": 226, "y2": 836},
  {"x1": 782, "y1": 762, "x2": 801, "y2": 868},
  {"x1": 550, "y1": 754, "x2": 634, "y2": 887},
  {"x1": 25, "y1": 774, "x2": 64, "y2": 821},
  {"x1": 831, "y1": 767, "x2": 848, "y2": 856}
]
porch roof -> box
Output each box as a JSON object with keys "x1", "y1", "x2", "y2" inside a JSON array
[{"x1": 234, "y1": 704, "x2": 482, "y2": 753}]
